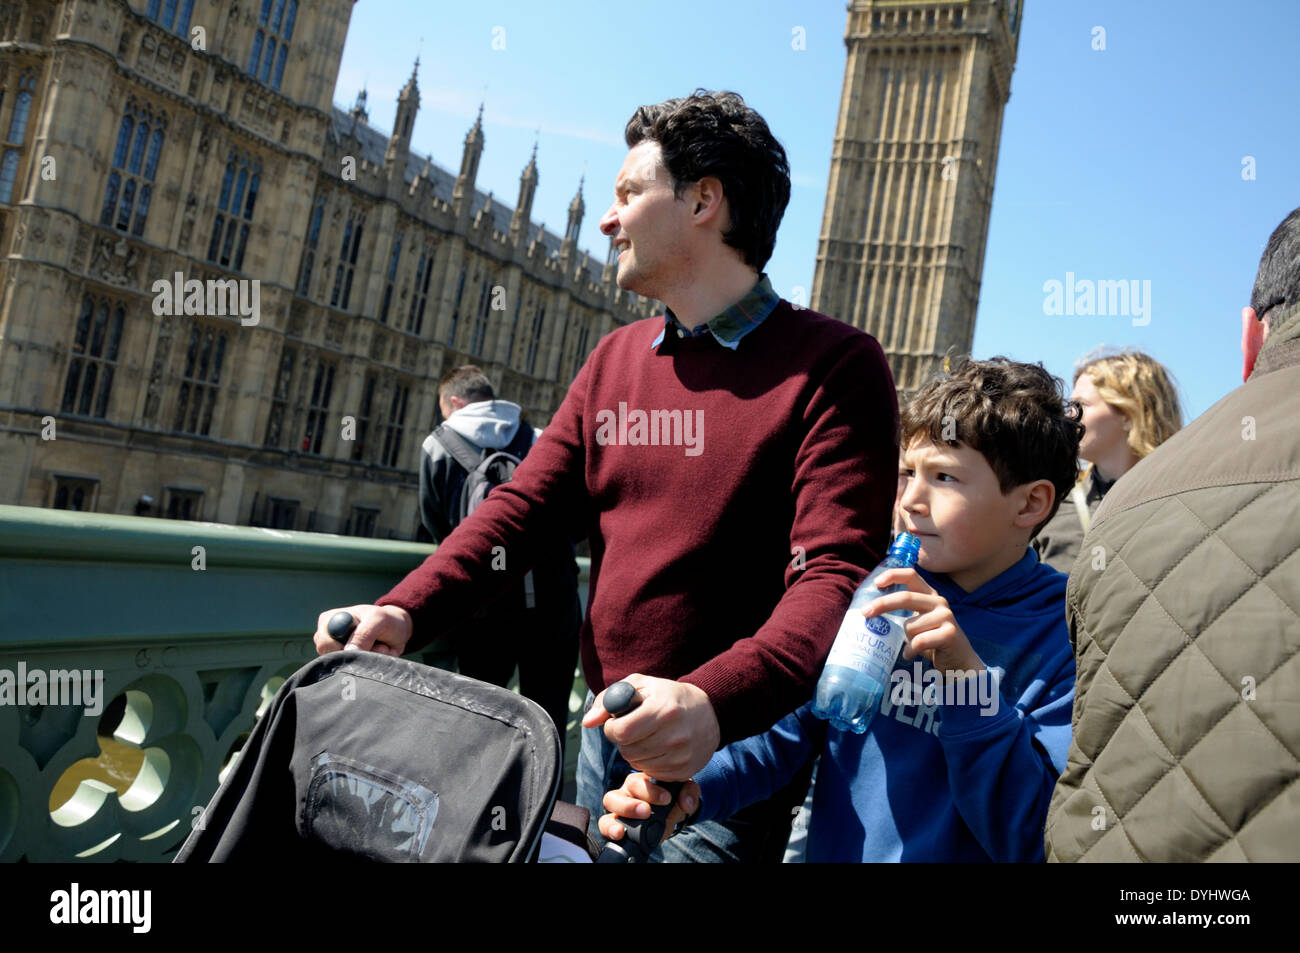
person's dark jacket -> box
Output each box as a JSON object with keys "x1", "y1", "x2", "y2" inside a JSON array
[{"x1": 1032, "y1": 468, "x2": 1115, "y2": 573}]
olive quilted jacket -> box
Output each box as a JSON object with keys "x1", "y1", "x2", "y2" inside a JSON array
[{"x1": 1046, "y1": 315, "x2": 1300, "y2": 862}]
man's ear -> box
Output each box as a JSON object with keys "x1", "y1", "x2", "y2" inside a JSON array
[
  {"x1": 1242, "y1": 306, "x2": 1266, "y2": 382},
  {"x1": 1014, "y1": 480, "x2": 1056, "y2": 530},
  {"x1": 692, "y1": 176, "x2": 725, "y2": 223}
]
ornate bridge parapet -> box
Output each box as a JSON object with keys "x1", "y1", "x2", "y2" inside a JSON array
[{"x1": 0, "y1": 505, "x2": 588, "y2": 862}]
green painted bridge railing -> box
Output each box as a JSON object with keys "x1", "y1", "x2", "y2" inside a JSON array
[{"x1": 0, "y1": 504, "x2": 589, "y2": 862}]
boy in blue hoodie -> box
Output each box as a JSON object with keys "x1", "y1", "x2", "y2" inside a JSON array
[{"x1": 595, "y1": 357, "x2": 1084, "y2": 862}]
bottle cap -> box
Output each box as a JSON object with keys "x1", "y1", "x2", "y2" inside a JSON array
[{"x1": 888, "y1": 532, "x2": 922, "y2": 566}]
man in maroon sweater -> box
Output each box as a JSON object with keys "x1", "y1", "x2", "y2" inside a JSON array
[{"x1": 313, "y1": 90, "x2": 899, "y2": 861}]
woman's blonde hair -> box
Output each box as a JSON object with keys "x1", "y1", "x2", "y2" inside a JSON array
[{"x1": 1074, "y1": 349, "x2": 1183, "y2": 460}]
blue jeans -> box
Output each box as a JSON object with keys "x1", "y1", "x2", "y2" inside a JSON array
[{"x1": 576, "y1": 692, "x2": 791, "y2": 863}]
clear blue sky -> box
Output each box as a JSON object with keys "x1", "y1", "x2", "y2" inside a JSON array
[{"x1": 336, "y1": 0, "x2": 1298, "y2": 423}]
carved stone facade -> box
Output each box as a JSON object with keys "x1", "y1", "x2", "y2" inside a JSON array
[
  {"x1": 812, "y1": 0, "x2": 1022, "y2": 393},
  {"x1": 0, "y1": 0, "x2": 653, "y2": 538}
]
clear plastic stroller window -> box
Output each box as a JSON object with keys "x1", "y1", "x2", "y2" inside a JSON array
[{"x1": 303, "y1": 752, "x2": 439, "y2": 862}]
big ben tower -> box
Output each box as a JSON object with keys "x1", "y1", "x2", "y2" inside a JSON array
[{"x1": 811, "y1": 0, "x2": 1023, "y2": 393}]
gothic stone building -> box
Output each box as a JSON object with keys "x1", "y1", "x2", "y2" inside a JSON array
[
  {"x1": 812, "y1": 0, "x2": 1022, "y2": 393},
  {"x1": 0, "y1": 0, "x2": 651, "y2": 537}
]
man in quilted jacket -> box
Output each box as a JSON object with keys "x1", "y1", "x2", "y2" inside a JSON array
[{"x1": 1045, "y1": 207, "x2": 1300, "y2": 862}]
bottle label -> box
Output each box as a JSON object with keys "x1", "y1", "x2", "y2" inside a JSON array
[{"x1": 825, "y1": 609, "x2": 904, "y2": 682}]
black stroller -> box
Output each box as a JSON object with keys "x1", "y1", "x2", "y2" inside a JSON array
[
  {"x1": 175, "y1": 647, "x2": 594, "y2": 863},
  {"x1": 175, "y1": 642, "x2": 674, "y2": 863}
]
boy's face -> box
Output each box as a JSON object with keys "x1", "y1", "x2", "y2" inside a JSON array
[{"x1": 895, "y1": 436, "x2": 1041, "y2": 590}]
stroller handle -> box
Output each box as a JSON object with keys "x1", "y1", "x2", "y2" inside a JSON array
[
  {"x1": 327, "y1": 611, "x2": 357, "y2": 644},
  {"x1": 595, "y1": 680, "x2": 686, "y2": 862}
]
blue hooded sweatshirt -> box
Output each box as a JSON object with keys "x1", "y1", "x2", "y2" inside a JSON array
[{"x1": 692, "y1": 548, "x2": 1075, "y2": 862}]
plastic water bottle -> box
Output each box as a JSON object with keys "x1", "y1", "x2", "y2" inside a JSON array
[{"x1": 812, "y1": 532, "x2": 922, "y2": 734}]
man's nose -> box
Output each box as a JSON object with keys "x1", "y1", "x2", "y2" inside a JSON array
[{"x1": 599, "y1": 205, "x2": 618, "y2": 236}]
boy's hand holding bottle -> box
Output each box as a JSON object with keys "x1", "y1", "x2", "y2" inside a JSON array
[{"x1": 865, "y1": 568, "x2": 985, "y2": 678}]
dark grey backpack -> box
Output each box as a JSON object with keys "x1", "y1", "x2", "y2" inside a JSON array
[
  {"x1": 432, "y1": 423, "x2": 538, "y2": 607},
  {"x1": 432, "y1": 423, "x2": 534, "y2": 525}
]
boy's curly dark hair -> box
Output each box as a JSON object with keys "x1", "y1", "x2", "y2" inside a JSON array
[
  {"x1": 624, "y1": 89, "x2": 790, "y2": 273},
  {"x1": 901, "y1": 357, "x2": 1085, "y2": 537}
]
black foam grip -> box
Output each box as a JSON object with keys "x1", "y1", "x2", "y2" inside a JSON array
[
  {"x1": 602, "y1": 680, "x2": 638, "y2": 717},
  {"x1": 327, "y1": 611, "x2": 356, "y2": 643}
]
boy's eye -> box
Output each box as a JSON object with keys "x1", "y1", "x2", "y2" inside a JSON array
[{"x1": 937, "y1": 472, "x2": 957, "y2": 482}]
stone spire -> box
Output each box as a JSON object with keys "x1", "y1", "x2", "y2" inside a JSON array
[
  {"x1": 453, "y1": 102, "x2": 485, "y2": 214},
  {"x1": 563, "y1": 172, "x2": 585, "y2": 247},
  {"x1": 511, "y1": 137, "x2": 539, "y2": 240},
  {"x1": 385, "y1": 57, "x2": 420, "y2": 169}
]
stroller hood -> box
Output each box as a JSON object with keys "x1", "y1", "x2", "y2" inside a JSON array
[{"x1": 175, "y1": 651, "x2": 562, "y2": 863}]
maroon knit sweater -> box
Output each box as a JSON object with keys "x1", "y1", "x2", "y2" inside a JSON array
[{"x1": 377, "y1": 300, "x2": 899, "y2": 744}]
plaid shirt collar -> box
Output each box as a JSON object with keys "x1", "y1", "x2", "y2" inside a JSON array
[{"x1": 651, "y1": 273, "x2": 780, "y2": 351}]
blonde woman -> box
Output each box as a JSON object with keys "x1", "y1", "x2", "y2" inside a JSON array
[{"x1": 1033, "y1": 350, "x2": 1182, "y2": 572}]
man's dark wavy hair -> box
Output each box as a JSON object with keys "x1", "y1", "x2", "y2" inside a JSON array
[
  {"x1": 624, "y1": 89, "x2": 790, "y2": 273},
  {"x1": 900, "y1": 357, "x2": 1085, "y2": 538}
]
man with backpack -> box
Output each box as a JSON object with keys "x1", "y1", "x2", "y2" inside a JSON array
[{"x1": 419, "y1": 365, "x2": 582, "y2": 747}]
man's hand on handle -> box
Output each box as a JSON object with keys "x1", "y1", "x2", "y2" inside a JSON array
[
  {"x1": 582, "y1": 673, "x2": 720, "y2": 780},
  {"x1": 312, "y1": 604, "x2": 413, "y2": 657}
]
